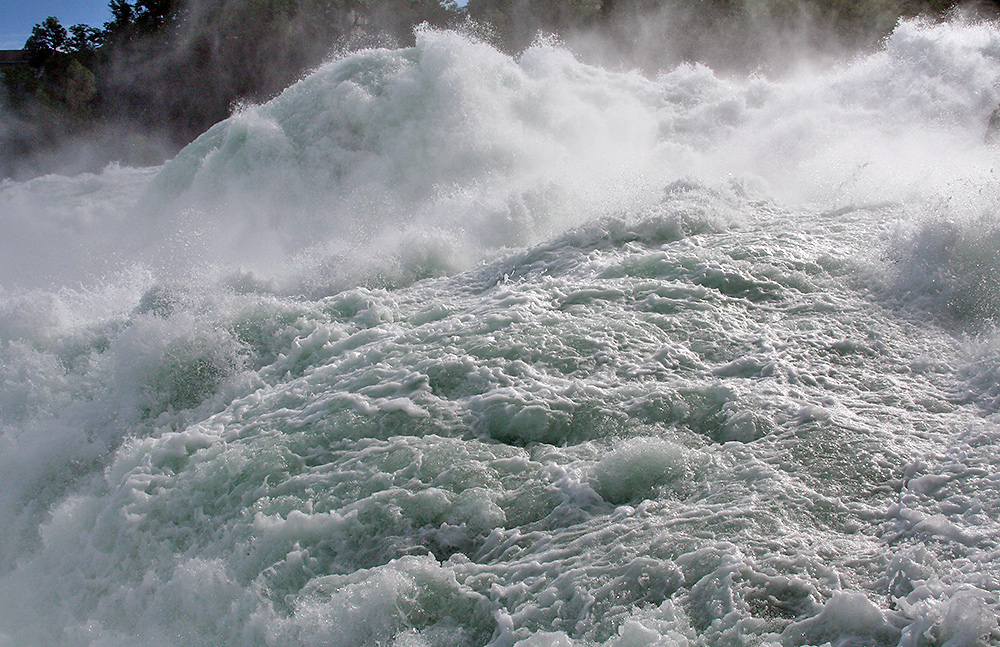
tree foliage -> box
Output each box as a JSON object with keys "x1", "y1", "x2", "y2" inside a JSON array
[{"x1": 24, "y1": 17, "x2": 69, "y2": 67}]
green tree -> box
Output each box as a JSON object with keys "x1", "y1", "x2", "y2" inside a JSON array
[
  {"x1": 104, "y1": 0, "x2": 136, "y2": 39},
  {"x1": 134, "y1": 0, "x2": 182, "y2": 32},
  {"x1": 69, "y1": 24, "x2": 105, "y2": 53},
  {"x1": 64, "y1": 59, "x2": 98, "y2": 113},
  {"x1": 24, "y1": 17, "x2": 69, "y2": 67}
]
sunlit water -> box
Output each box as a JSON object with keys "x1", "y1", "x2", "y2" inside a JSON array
[{"x1": 2, "y1": 21, "x2": 1000, "y2": 647}]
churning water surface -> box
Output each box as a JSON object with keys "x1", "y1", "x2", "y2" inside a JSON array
[{"x1": 2, "y1": 20, "x2": 1000, "y2": 647}]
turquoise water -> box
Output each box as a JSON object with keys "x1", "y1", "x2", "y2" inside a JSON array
[{"x1": 1, "y1": 22, "x2": 1000, "y2": 647}]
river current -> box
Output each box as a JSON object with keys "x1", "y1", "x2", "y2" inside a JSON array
[{"x1": 1, "y1": 20, "x2": 1000, "y2": 647}]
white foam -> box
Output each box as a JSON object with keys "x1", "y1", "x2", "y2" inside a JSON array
[{"x1": 1, "y1": 18, "x2": 1000, "y2": 647}]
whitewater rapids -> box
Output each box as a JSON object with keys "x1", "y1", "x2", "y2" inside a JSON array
[{"x1": 2, "y1": 20, "x2": 1000, "y2": 647}]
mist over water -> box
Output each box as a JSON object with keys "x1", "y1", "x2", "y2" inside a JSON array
[{"x1": 2, "y1": 19, "x2": 1000, "y2": 647}]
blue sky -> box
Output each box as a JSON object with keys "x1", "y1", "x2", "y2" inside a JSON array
[{"x1": 1, "y1": 0, "x2": 111, "y2": 49}]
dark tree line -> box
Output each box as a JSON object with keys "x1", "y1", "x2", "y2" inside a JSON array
[
  {"x1": 2, "y1": 0, "x2": 995, "y2": 178},
  {"x1": 2, "y1": 0, "x2": 465, "y2": 177},
  {"x1": 466, "y1": 0, "x2": 994, "y2": 69}
]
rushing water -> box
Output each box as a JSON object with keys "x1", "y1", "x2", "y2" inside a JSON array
[{"x1": 2, "y1": 20, "x2": 1000, "y2": 647}]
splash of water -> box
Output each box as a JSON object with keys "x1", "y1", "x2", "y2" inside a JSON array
[{"x1": 2, "y1": 20, "x2": 1000, "y2": 647}]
